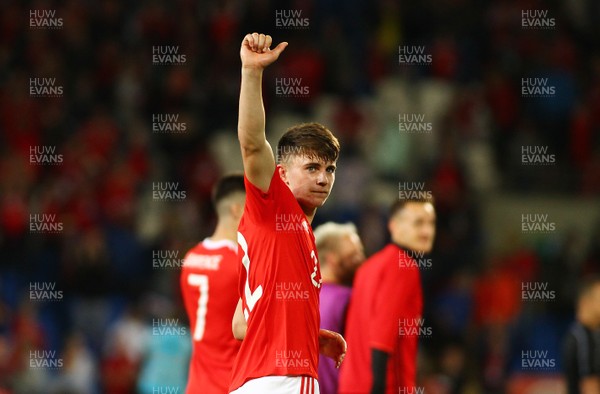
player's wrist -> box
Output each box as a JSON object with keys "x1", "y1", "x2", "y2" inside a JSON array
[{"x1": 241, "y1": 65, "x2": 265, "y2": 75}]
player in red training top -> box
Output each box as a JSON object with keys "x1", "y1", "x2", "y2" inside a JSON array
[
  {"x1": 180, "y1": 175, "x2": 246, "y2": 394},
  {"x1": 229, "y1": 32, "x2": 346, "y2": 394},
  {"x1": 339, "y1": 198, "x2": 436, "y2": 394}
]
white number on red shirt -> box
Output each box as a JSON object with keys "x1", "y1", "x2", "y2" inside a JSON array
[
  {"x1": 187, "y1": 273, "x2": 209, "y2": 341},
  {"x1": 238, "y1": 232, "x2": 263, "y2": 321},
  {"x1": 310, "y1": 249, "x2": 321, "y2": 288}
]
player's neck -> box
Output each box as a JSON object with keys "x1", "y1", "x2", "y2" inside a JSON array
[
  {"x1": 392, "y1": 241, "x2": 418, "y2": 255},
  {"x1": 211, "y1": 220, "x2": 238, "y2": 243},
  {"x1": 578, "y1": 311, "x2": 600, "y2": 329},
  {"x1": 302, "y1": 207, "x2": 317, "y2": 224}
]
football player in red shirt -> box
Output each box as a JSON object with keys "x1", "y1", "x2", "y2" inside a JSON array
[
  {"x1": 339, "y1": 199, "x2": 436, "y2": 394},
  {"x1": 180, "y1": 174, "x2": 246, "y2": 394},
  {"x1": 228, "y1": 32, "x2": 346, "y2": 394}
]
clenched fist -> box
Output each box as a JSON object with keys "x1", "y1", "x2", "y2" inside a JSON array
[
  {"x1": 319, "y1": 329, "x2": 347, "y2": 368},
  {"x1": 240, "y1": 33, "x2": 288, "y2": 70}
]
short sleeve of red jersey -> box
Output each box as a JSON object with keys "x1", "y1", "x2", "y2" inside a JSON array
[
  {"x1": 239, "y1": 168, "x2": 282, "y2": 300},
  {"x1": 368, "y1": 262, "x2": 415, "y2": 353},
  {"x1": 242, "y1": 168, "x2": 285, "y2": 223}
]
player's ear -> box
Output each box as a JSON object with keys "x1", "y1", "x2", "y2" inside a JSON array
[
  {"x1": 387, "y1": 217, "x2": 397, "y2": 237},
  {"x1": 278, "y1": 164, "x2": 289, "y2": 184},
  {"x1": 231, "y1": 195, "x2": 246, "y2": 218},
  {"x1": 230, "y1": 202, "x2": 243, "y2": 220}
]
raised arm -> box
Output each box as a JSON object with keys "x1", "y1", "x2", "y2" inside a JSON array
[{"x1": 238, "y1": 33, "x2": 288, "y2": 192}]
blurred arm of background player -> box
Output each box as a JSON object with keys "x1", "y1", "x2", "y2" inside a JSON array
[
  {"x1": 238, "y1": 32, "x2": 287, "y2": 193},
  {"x1": 370, "y1": 350, "x2": 388, "y2": 394}
]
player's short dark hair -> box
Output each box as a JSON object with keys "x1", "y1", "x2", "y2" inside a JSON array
[
  {"x1": 211, "y1": 174, "x2": 245, "y2": 208},
  {"x1": 390, "y1": 196, "x2": 435, "y2": 218},
  {"x1": 577, "y1": 275, "x2": 600, "y2": 301},
  {"x1": 276, "y1": 122, "x2": 340, "y2": 164}
]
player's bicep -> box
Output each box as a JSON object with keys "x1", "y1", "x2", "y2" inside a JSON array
[{"x1": 240, "y1": 139, "x2": 275, "y2": 193}]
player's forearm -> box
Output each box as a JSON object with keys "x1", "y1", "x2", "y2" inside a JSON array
[
  {"x1": 238, "y1": 67, "x2": 266, "y2": 153},
  {"x1": 233, "y1": 320, "x2": 247, "y2": 340},
  {"x1": 232, "y1": 298, "x2": 247, "y2": 340}
]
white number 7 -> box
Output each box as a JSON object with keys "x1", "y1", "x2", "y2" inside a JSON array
[{"x1": 187, "y1": 274, "x2": 209, "y2": 341}]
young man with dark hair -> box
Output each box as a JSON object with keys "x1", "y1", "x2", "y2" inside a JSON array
[
  {"x1": 180, "y1": 174, "x2": 246, "y2": 394},
  {"x1": 563, "y1": 276, "x2": 600, "y2": 394},
  {"x1": 229, "y1": 33, "x2": 346, "y2": 394},
  {"x1": 340, "y1": 198, "x2": 436, "y2": 394}
]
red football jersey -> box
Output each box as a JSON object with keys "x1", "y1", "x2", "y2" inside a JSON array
[
  {"x1": 229, "y1": 168, "x2": 322, "y2": 392},
  {"x1": 180, "y1": 238, "x2": 241, "y2": 394},
  {"x1": 339, "y1": 244, "x2": 423, "y2": 394}
]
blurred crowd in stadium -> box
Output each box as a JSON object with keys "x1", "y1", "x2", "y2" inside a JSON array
[{"x1": 0, "y1": 0, "x2": 599, "y2": 393}]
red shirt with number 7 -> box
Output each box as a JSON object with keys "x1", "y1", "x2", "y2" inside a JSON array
[
  {"x1": 180, "y1": 238, "x2": 241, "y2": 394},
  {"x1": 229, "y1": 168, "x2": 322, "y2": 392}
]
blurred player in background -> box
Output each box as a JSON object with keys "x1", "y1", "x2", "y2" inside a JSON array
[
  {"x1": 314, "y1": 222, "x2": 365, "y2": 394},
  {"x1": 563, "y1": 276, "x2": 600, "y2": 394},
  {"x1": 180, "y1": 174, "x2": 246, "y2": 394},
  {"x1": 340, "y1": 198, "x2": 436, "y2": 394},
  {"x1": 229, "y1": 32, "x2": 346, "y2": 394}
]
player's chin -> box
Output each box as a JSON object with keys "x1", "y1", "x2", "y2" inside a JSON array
[
  {"x1": 418, "y1": 241, "x2": 434, "y2": 253},
  {"x1": 305, "y1": 192, "x2": 329, "y2": 208},
  {"x1": 313, "y1": 193, "x2": 330, "y2": 207},
  {"x1": 300, "y1": 192, "x2": 329, "y2": 209}
]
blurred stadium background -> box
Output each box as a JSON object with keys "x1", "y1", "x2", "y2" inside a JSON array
[{"x1": 1, "y1": 0, "x2": 600, "y2": 393}]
